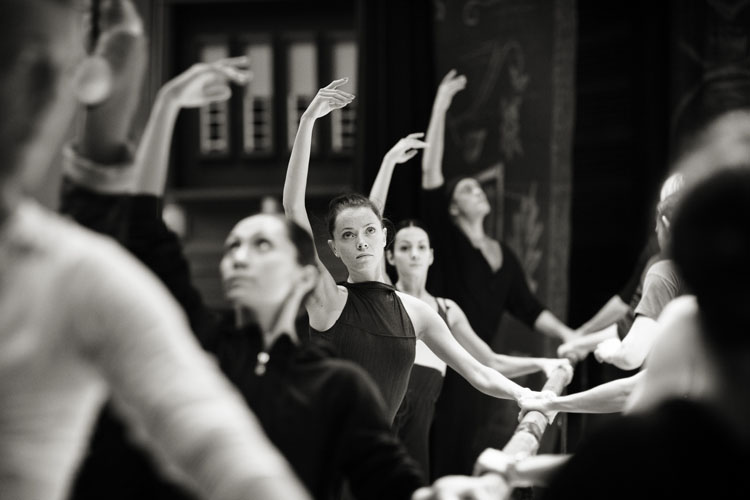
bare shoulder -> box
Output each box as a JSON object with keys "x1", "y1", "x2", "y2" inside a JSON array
[{"x1": 307, "y1": 283, "x2": 349, "y2": 331}]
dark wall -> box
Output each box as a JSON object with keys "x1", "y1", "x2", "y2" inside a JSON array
[{"x1": 568, "y1": 0, "x2": 671, "y2": 329}]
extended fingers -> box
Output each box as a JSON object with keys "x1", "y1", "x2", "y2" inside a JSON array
[{"x1": 325, "y1": 77, "x2": 350, "y2": 90}]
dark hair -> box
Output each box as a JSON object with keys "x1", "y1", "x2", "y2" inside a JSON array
[
  {"x1": 444, "y1": 175, "x2": 473, "y2": 205},
  {"x1": 670, "y1": 167, "x2": 750, "y2": 352},
  {"x1": 275, "y1": 214, "x2": 316, "y2": 268},
  {"x1": 0, "y1": 0, "x2": 72, "y2": 181},
  {"x1": 389, "y1": 219, "x2": 433, "y2": 251},
  {"x1": 325, "y1": 193, "x2": 383, "y2": 237}
]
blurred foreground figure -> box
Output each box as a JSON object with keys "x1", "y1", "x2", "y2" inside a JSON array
[{"x1": 0, "y1": 2, "x2": 309, "y2": 499}]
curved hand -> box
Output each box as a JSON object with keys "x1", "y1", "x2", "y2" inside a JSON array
[
  {"x1": 557, "y1": 340, "x2": 591, "y2": 363},
  {"x1": 412, "y1": 474, "x2": 511, "y2": 500},
  {"x1": 540, "y1": 358, "x2": 574, "y2": 385},
  {"x1": 518, "y1": 390, "x2": 558, "y2": 424},
  {"x1": 301, "y1": 78, "x2": 355, "y2": 121},
  {"x1": 383, "y1": 132, "x2": 428, "y2": 165},
  {"x1": 594, "y1": 337, "x2": 622, "y2": 364},
  {"x1": 162, "y1": 56, "x2": 251, "y2": 108},
  {"x1": 434, "y1": 69, "x2": 467, "y2": 112},
  {"x1": 473, "y1": 448, "x2": 515, "y2": 477}
]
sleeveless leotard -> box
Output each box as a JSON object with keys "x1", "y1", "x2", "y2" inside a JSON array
[{"x1": 312, "y1": 281, "x2": 417, "y2": 423}]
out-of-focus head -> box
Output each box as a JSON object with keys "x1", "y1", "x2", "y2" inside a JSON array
[
  {"x1": 220, "y1": 213, "x2": 318, "y2": 311},
  {"x1": 386, "y1": 219, "x2": 434, "y2": 278},
  {"x1": 447, "y1": 177, "x2": 491, "y2": 220},
  {"x1": 0, "y1": 0, "x2": 84, "y2": 193},
  {"x1": 674, "y1": 109, "x2": 750, "y2": 184},
  {"x1": 670, "y1": 168, "x2": 750, "y2": 355},
  {"x1": 659, "y1": 172, "x2": 685, "y2": 202},
  {"x1": 654, "y1": 191, "x2": 680, "y2": 250},
  {"x1": 325, "y1": 193, "x2": 387, "y2": 274}
]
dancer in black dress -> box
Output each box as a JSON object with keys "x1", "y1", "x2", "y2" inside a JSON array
[
  {"x1": 420, "y1": 70, "x2": 577, "y2": 475},
  {"x1": 63, "y1": 55, "x2": 425, "y2": 500},
  {"x1": 283, "y1": 79, "x2": 545, "y2": 423}
]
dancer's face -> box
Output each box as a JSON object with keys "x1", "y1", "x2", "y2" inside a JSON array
[
  {"x1": 328, "y1": 206, "x2": 386, "y2": 275},
  {"x1": 220, "y1": 214, "x2": 305, "y2": 310},
  {"x1": 387, "y1": 226, "x2": 433, "y2": 279},
  {"x1": 450, "y1": 178, "x2": 491, "y2": 219}
]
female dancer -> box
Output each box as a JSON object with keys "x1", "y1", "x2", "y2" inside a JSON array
[
  {"x1": 283, "y1": 79, "x2": 545, "y2": 424},
  {"x1": 421, "y1": 70, "x2": 577, "y2": 475},
  {"x1": 386, "y1": 219, "x2": 573, "y2": 476},
  {"x1": 63, "y1": 58, "x2": 426, "y2": 500},
  {"x1": 368, "y1": 155, "x2": 571, "y2": 476}
]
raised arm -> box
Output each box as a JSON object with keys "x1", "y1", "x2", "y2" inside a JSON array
[
  {"x1": 133, "y1": 57, "x2": 250, "y2": 194},
  {"x1": 283, "y1": 78, "x2": 354, "y2": 235},
  {"x1": 76, "y1": 0, "x2": 146, "y2": 165},
  {"x1": 398, "y1": 292, "x2": 533, "y2": 401},
  {"x1": 368, "y1": 132, "x2": 427, "y2": 214},
  {"x1": 282, "y1": 79, "x2": 354, "y2": 328},
  {"x1": 446, "y1": 299, "x2": 572, "y2": 379},
  {"x1": 422, "y1": 70, "x2": 466, "y2": 189}
]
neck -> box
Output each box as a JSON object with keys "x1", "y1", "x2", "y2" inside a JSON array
[
  {"x1": 235, "y1": 303, "x2": 299, "y2": 350},
  {"x1": 454, "y1": 213, "x2": 487, "y2": 242},
  {"x1": 395, "y1": 271, "x2": 429, "y2": 299},
  {"x1": 347, "y1": 265, "x2": 384, "y2": 283}
]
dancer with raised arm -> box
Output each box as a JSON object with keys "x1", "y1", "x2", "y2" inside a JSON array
[
  {"x1": 63, "y1": 54, "x2": 433, "y2": 500},
  {"x1": 368, "y1": 144, "x2": 572, "y2": 478},
  {"x1": 0, "y1": 2, "x2": 308, "y2": 499},
  {"x1": 420, "y1": 70, "x2": 577, "y2": 475},
  {"x1": 283, "y1": 78, "x2": 545, "y2": 424}
]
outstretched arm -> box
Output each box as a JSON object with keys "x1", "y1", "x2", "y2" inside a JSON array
[
  {"x1": 422, "y1": 70, "x2": 466, "y2": 190},
  {"x1": 368, "y1": 132, "x2": 427, "y2": 214},
  {"x1": 447, "y1": 300, "x2": 573, "y2": 380},
  {"x1": 282, "y1": 80, "x2": 354, "y2": 329},
  {"x1": 557, "y1": 324, "x2": 619, "y2": 362},
  {"x1": 534, "y1": 310, "x2": 579, "y2": 344},
  {"x1": 518, "y1": 371, "x2": 645, "y2": 416},
  {"x1": 475, "y1": 449, "x2": 572, "y2": 488},
  {"x1": 399, "y1": 292, "x2": 533, "y2": 401},
  {"x1": 577, "y1": 295, "x2": 631, "y2": 334},
  {"x1": 594, "y1": 316, "x2": 658, "y2": 370}
]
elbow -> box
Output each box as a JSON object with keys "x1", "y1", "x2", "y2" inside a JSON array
[{"x1": 612, "y1": 351, "x2": 644, "y2": 371}]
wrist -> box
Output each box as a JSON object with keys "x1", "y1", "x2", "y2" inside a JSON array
[{"x1": 299, "y1": 113, "x2": 317, "y2": 123}]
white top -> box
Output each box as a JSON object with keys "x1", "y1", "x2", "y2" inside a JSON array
[
  {"x1": 625, "y1": 295, "x2": 717, "y2": 414},
  {"x1": 0, "y1": 200, "x2": 300, "y2": 500}
]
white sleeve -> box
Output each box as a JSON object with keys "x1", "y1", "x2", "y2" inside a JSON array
[
  {"x1": 67, "y1": 238, "x2": 310, "y2": 500},
  {"x1": 624, "y1": 296, "x2": 714, "y2": 414}
]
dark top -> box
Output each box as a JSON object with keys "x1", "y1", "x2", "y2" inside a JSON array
[
  {"x1": 420, "y1": 187, "x2": 544, "y2": 341},
  {"x1": 61, "y1": 182, "x2": 424, "y2": 500},
  {"x1": 311, "y1": 281, "x2": 417, "y2": 423},
  {"x1": 543, "y1": 399, "x2": 750, "y2": 500}
]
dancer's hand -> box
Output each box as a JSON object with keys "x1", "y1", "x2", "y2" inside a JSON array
[
  {"x1": 557, "y1": 340, "x2": 592, "y2": 363},
  {"x1": 518, "y1": 390, "x2": 558, "y2": 424},
  {"x1": 383, "y1": 133, "x2": 428, "y2": 165},
  {"x1": 473, "y1": 449, "x2": 516, "y2": 477},
  {"x1": 162, "y1": 56, "x2": 251, "y2": 108},
  {"x1": 412, "y1": 474, "x2": 511, "y2": 500},
  {"x1": 301, "y1": 78, "x2": 355, "y2": 121},
  {"x1": 434, "y1": 69, "x2": 467, "y2": 112},
  {"x1": 539, "y1": 358, "x2": 574, "y2": 385},
  {"x1": 594, "y1": 337, "x2": 622, "y2": 364}
]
